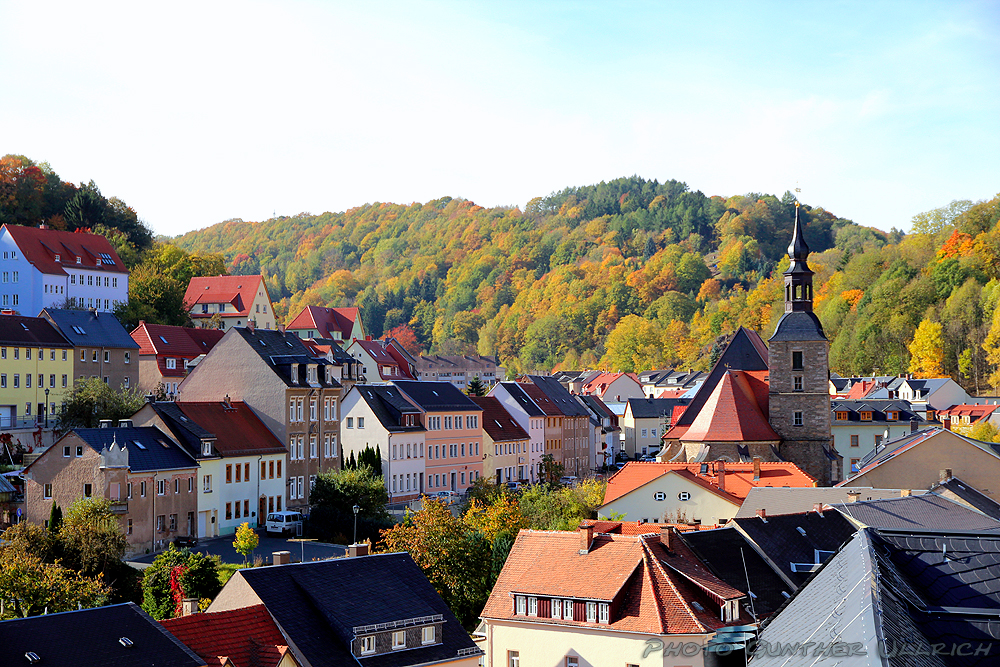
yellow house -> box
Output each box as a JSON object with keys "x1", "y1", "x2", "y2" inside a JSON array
[{"x1": 0, "y1": 314, "x2": 73, "y2": 430}]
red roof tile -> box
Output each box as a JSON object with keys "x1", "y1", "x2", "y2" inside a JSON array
[
  {"x1": 471, "y1": 396, "x2": 529, "y2": 442},
  {"x1": 671, "y1": 370, "x2": 776, "y2": 442},
  {"x1": 160, "y1": 604, "x2": 288, "y2": 667},
  {"x1": 604, "y1": 461, "x2": 816, "y2": 505},
  {"x1": 286, "y1": 305, "x2": 360, "y2": 339},
  {"x1": 131, "y1": 323, "x2": 225, "y2": 357},
  {"x1": 518, "y1": 383, "x2": 562, "y2": 416},
  {"x1": 3, "y1": 224, "x2": 127, "y2": 275},
  {"x1": 938, "y1": 404, "x2": 998, "y2": 424},
  {"x1": 183, "y1": 275, "x2": 266, "y2": 319},
  {"x1": 175, "y1": 401, "x2": 286, "y2": 456}
]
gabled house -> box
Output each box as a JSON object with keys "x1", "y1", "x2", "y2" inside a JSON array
[
  {"x1": 0, "y1": 602, "x2": 205, "y2": 667},
  {"x1": 207, "y1": 552, "x2": 482, "y2": 667},
  {"x1": 22, "y1": 425, "x2": 199, "y2": 554},
  {"x1": 580, "y1": 371, "x2": 644, "y2": 402},
  {"x1": 0, "y1": 223, "x2": 129, "y2": 316},
  {"x1": 415, "y1": 353, "x2": 504, "y2": 389},
  {"x1": 639, "y1": 369, "x2": 706, "y2": 399},
  {"x1": 340, "y1": 384, "x2": 426, "y2": 502},
  {"x1": 131, "y1": 322, "x2": 225, "y2": 396},
  {"x1": 133, "y1": 399, "x2": 288, "y2": 538},
  {"x1": 936, "y1": 402, "x2": 1000, "y2": 429},
  {"x1": 285, "y1": 305, "x2": 364, "y2": 342},
  {"x1": 831, "y1": 398, "x2": 923, "y2": 478},
  {"x1": 184, "y1": 275, "x2": 276, "y2": 331},
  {"x1": 160, "y1": 604, "x2": 298, "y2": 667},
  {"x1": 488, "y1": 381, "x2": 546, "y2": 482},
  {"x1": 346, "y1": 337, "x2": 416, "y2": 381},
  {"x1": 472, "y1": 396, "x2": 530, "y2": 485},
  {"x1": 622, "y1": 397, "x2": 691, "y2": 459},
  {"x1": 576, "y1": 393, "x2": 620, "y2": 468},
  {"x1": 0, "y1": 312, "x2": 73, "y2": 430},
  {"x1": 177, "y1": 327, "x2": 342, "y2": 511},
  {"x1": 519, "y1": 375, "x2": 592, "y2": 478},
  {"x1": 41, "y1": 307, "x2": 139, "y2": 390},
  {"x1": 479, "y1": 525, "x2": 749, "y2": 667},
  {"x1": 392, "y1": 380, "x2": 483, "y2": 494},
  {"x1": 600, "y1": 459, "x2": 817, "y2": 526}
]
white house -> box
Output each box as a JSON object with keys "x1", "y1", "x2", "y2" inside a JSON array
[{"x1": 488, "y1": 381, "x2": 546, "y2": 482}]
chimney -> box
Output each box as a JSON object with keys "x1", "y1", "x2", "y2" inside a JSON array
[
  {"x1": 39, "y1": 223, "x2": 49, "y2": 230},
  {"x1": 943, "y1": 416, "x2": 951, "y2": 431},
  {"x1": 272, "y1": 550, "x2": 291, "y2": 566},
  {"x1": 578, "y1": 522, "x2": 594, "y2": 554},
  {"x1": 752, "y1": 456, "x2": 761, "y2": 481},
  {"x1": 716, "y1": 460, "x2": 725, "y2": 492},
  {"x1": 660, "y1": 525, "x2": 672, "y2": 551},
  {"x1": 910, "y1": 418, "x2": 919, "y2": 434},
  {"x1": 366, "y1": 335, "x2": 372, "y2": 341},
  {"x1": 813, "y1": 503, "x2": 824, "y2": 516},
  {"x1": 348, "y1": 542, "x2": 370, "y2": 557},
  {"x1": 181, "y1": 598, "x2": 198, "y2": 616},
  {"x1": 277, "y1": 324, "x2": 285, "y2": 333},
  {"x1": 847, "y1": 491, "x2": 860, "y2": 503},
  {"x1": 939, "y1": 468, "x2": 953, "y2": 483},
  {"x1": 247, "y1": 319, "x2": 255, "y2": 331},
  {"x1": 900, "y1": 489, "x2": 911, "y2": 497},
  {"x1": 756, "y1": 508, "x2": 766, "y2": 519}
]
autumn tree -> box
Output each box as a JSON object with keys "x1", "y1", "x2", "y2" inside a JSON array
[
  {"x1": 233, "y1": 522, "x2": 259, "y2": 566},
  {"x1": 909, "y1": 319, "x2": 945, "y2": 378},
  {"x1": 140, "y1": 545, "x2": 222, "y2": 620},
  {"x1": 384, "y1": 324, "x2": 421, "y2": 355},
  {"x1": 0, "y1": 551, "x2": 109, "y2": 618}
]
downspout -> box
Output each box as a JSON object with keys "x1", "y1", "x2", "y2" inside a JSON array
[
  {"x1": 151, "y1": 471, "x2": 156, "y2": 553},
  {"x1": 256, "y1": 454, "x2": 262, "y2": 528}
]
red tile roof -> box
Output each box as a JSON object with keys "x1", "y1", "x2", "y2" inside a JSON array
[
  {"x1": 603, "y1": 461, "x2": 816, "y2": 505},
  {"x1": 160, "y1": 604, "x2": 288, "y2": 667},
  {"x1": 350, "y1": 339, "x2": 415, "y2": 380},
  {"x1": 843, "y1": 380, "x2": 877, "y2": 399},
  {"x1": 131, "y1": 323, "x2": 225, "y2": 377},
  {"x1": 937, "y1": 404, "x2": 999, "y2": 424},
  {"x1": 666, "y1": 370, "x2": 775, "y2": 442},
  {"x1": 184, "y1": 275, "x2": 266, "y2": 319},
  {"x1": 582, "y1": 519, "x2": 721, "y2": 535},
  {"x1": 656, "y1": 388, "x2": 689, "y2": 399},
  {"x1": 3, "y1": 224, "x2": 128, "y2": 275},
  {"x1": 175, "y1": 401, "x2": 286, "y2": 456},
  {"x1": 471, "y1": 396, "x2": 529, "y2": 442},
  {"x1": 581, "y1": 372, "x2": 641, "y2": 397},
  {"x1": 481, "y1": 528, "x2": 746, "y2": 635},
  {"x1": 286, "y1": 305, "x2": 360, "y2": 339}
]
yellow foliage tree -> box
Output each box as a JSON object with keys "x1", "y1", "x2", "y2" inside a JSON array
[{"x1": 908, "y1": 319, "x2": 945, "y2": 378}]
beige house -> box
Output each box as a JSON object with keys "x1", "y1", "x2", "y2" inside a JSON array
[
  {"x1": 41, "y1": 308, "x2": 140, "y2": 390},
  {"x1": 472, "y1": 396, "x2": 530, "y2": 484},
  {"x1": 184, "y1": 275, "x2": 276, "y2": 331}
]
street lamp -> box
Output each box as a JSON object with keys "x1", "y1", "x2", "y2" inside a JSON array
[
  {"x1": 352, "y1": 504, "x2": 360, "y2": 544},
  {"x1": 44, "y1": 388, "x2": 49, "y2": 428}
]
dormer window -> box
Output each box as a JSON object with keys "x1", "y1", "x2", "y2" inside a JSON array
[
  {"x1": 360, "y1": 636, "x2": 375, "y2": 655},
  {"x1": 76, "y1": 256, "x2": 81, "y2": 264},
  {"x1": 95, "y1": 258, "x2": 101, "y2": 266},
  {"x1": 886, "y1": 410, "x2": 897, "y2": 421},
  {"x1": 202, "y1": 441, "x2": 212, "y2": 456},
  {"x1": 835, "y1": 411, "x2": 849, "y2": 421},
  {"x1": 860, "y1": 411, "x2": 873, "y2": 421},
  {"x1": 54, "y1": 254, "x2": 60, "y2": 262},
  {"x1": 166, "y1": 358, "x2": 176, "y2": 369},
  {"x1": 290, "y1": 363, "x2": 299, "y2": 384},
  {"x1": 392, "y1": 630, "x2": 406, "y2": 650},
  {"x1": 307, "y1": 365, "x2": 317, "y2": 383}
]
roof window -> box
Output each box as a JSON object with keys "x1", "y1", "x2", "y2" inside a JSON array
[
  {"x1": 159, "y1": 335, "x2": 169, "y2": 345},
  {"x1": 133, "y1": 440, "x2": 146, "y2": 450},
  {"x1": 72, "y1": 325, "x2": 86, "y2": 335},
  {"x1": 100, "y1": 253, "x2": 114, "y2": 263}
]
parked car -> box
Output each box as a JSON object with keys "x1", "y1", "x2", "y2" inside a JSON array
[
  {"x1": 559, "y1": 475, "x2": 579, "y2": 487},
  {"x1": 615, "y1": 451, "x2": 630, "y2": 462},
  {"x1": 432, "y1": 490, "x2": 461, "y2": 505},
  {"x1": 265, "y1": 511, "x2": 304, "y2": 535},
  {"x1": 505, "y1": 480, "x2": 525, "y2": 493},
  {"x1": 174, "y1": 535, "x2": 198, "y2": 548}
]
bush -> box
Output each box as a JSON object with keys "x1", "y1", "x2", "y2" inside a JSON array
[{"x1": 141, "y1": 545, "x2": 223, "y2": 620}]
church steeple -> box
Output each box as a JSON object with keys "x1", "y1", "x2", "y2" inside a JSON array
[{"x1": 783, "y1": 203, "x2": 814, "y2": 313}]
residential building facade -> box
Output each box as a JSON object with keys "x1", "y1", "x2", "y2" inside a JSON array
[
  {"x1": 184, "y1": 274, "x2": 276, "y2": 331},
  {"x1": 346, "y1": 337, "x2": 416, "y2": 381},
  {"x1": 621, "y1": 397, "x2": 690, "y2": 459},
  {"x1": 473, "y1": 396, "x2": 530, "y2": 484},
  {"x1": 286, "y1": 305, "x2": 365, "y2": 342},
  {"x1": 0, "y1": 313, "x2": 73, "y2": 429},
  {"x1": 521, "y1": 376, "x2": 592, "y2": 477},
  {"x1": 488, "y1": 381, "x2": 546, "y2": 483},
  {"x1": 131, "y1": 322, "x2": 225, "y2": 396},
  {"x1": 831, "y1": 399, "x2": 922, "y2": 478},
  {"x1": 414, "y1": 354, "x2": 504, "y2": 389},
  {"x1": 41, "y1": 308, "x2": 139, "y2": 390}
]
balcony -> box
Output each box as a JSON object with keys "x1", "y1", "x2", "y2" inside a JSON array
[{"x1": 109, "y1": 501, "x2": 129, "y2": 514}]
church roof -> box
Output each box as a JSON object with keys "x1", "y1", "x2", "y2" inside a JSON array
[
  {"x1": 769, "y1": 310, "x2": 826, "y2": 342},
  {"x1": 681, "y1": 370, "x2": 778, "y2": 442}
]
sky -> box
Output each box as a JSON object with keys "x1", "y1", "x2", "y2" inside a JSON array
[{"x1": 2, "y1": 1, "x2": 998, "y2": 238}]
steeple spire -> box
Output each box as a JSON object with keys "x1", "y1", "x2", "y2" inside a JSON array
[{"x1": 782, "y1": 202, "x2": 814, "y2": 313}]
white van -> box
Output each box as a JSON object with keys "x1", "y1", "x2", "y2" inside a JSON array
[{"x1": 265, "y1": 511, "x2": 303, "y2": 535}]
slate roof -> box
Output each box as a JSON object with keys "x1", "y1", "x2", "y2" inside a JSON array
[
  {"x1": 0, "y1": 313, "x2": 72, "y2": 347},
  {"x1": 392, "y1": 379, "x2": 480, "y2": 412},
  {"x1": 626, "y1": 397, "x2": 692, "y2": 419},
  {"x1": 680, "y1": 370, "x2": 777, "y2": 442},
  {"x1": 41, "y1": 308, "x2": 139, "y2": 349},
  {"x1": 732, "y1": 509, "x2": 858, "y2": 587},
  {"x1": 932, "y1": 477, "x2": 1000, "y2": 520},
  {"x1": 481, "y1": 528, "x2": 748, "y2": 635},
  {"x1": 833, "y1": 494, "x2": 1000, "y2": 532},
  {"x1": 352, "y1": 384, "x2": 424, "y2": 433},
  {"x1": 681, "y1": 527, "x2": 793, "y2": 617},
  {"x1": 160, "y1": 604, "x2": 288, "y2": 667},
  {"x1": 232, "y1": 327, "x2": 342, "y2": 389},
  {"x1": 183, "y1": 275, "x2": 266, "y2": 318},
  {"x1": 174, "y1": 401, "x2": 287, "y2": 457},
  {"x1": 831, "y1": 398, "x2": 923, "y2": 424},
  {"x1": 768, "y1": 310, "x2": 827, "y2": 342},
  {"x1": 145, "y1": 401, "x2": 215, "y2": 458},
  {"x1": 604, "y1": 461, "x2": 816, "y2": 506},
  {"x1": 220, "y1": 553, "x2": 479, "y2": 667},
  {"x1": 850, "y1": 427, "x2": 1000, "y2": 478},
  {"x1": 0, "y1": 602, "x2": 205, "y2": 667},
  {"x1": 472, "y1": 396, "x2": 529, "y2": 442},
  {"x1": 577, "y1": 394, "x2": 619, "y2": 430},
  {"x1": 522, "y1": 375, "x2": 591, "y2": 417},
  {"x1": 2, "y1": 223, "x2": 128, "y2": 275},
  {"x1": 735, "y1": 486, "x2": 930, "y2": 519},
  {"x1": 47, "y1": 426, "x2": 198, "y2": 473},
  {"x1": 286, "y1": 305, "x2": 361, "y2": 339},
  {"x1": 494, "y1": 381, "x2": 545, "y2": 417}
]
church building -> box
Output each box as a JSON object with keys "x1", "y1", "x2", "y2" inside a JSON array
[{"x1": 662, "y1": 204, "x2": 840, "y2": 485}]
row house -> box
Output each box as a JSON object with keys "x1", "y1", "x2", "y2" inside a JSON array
[
  {"x1": 0, "y1": 313, "x2": 73, "y2": 429},
  {"x1": 131, "y1": 322, "x2": 225, "y2": 396},
  {"x1": 22, "y1": 425, "x2": 199, "y2": 554},
  {"x1": 830, "y1": 398, "x2": 923, "y2": 478},
  {"x1": 133, "y1": 399, "x2": 287, "y2": 538},
  {"x1": 41, "y1": 307, "x2": 139, "y2": 390},
  {"x1": 340, "y1": 384, "x2": 426, "y2": 502},
  {"x1": 393, "y1": 380, "x2": 483, "y2": 494},
  {"x1": 184, "y1": 275, "x2": 277, "y2": 331},
  {"x1": 576, "y1": 394, "x2": 619, "y2": 468},
  {"x1": 473, "y1": 396, "x2": 530, "y2": 484},
  {"x1": 622, "y1": 397, "x2": 691, "y2": 459},
  {"x1": 0, "y1": 223, "x2": 128, "y2": 316},
  {"x1": 178, "y1": 327, "x2": 342, "y2": 511},
  {"x1": 488, "y1": 381, "x2": 546, "y2": 482},
  {"x1": 346, "y1": 337, "x2": 416, "y2": 381},
  {"x1": 520, "y1": 375, "x2": 592, "y2": 478},
  {"x1": 286, "y1": 305, "x2": 365, "y2": 342},
  {"x1": 414, "y1": 354, "x2": 505, "y2": 389}
]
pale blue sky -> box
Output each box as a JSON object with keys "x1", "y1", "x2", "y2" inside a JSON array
[{"x1": 2, "y1": 1, "x2": 997, "y2": 236}]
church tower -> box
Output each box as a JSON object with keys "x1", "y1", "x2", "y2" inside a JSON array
[{"x1": 768, "y1": 204, "x2": 838, "y2": 485}]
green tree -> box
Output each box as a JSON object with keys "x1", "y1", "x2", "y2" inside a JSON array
[
  {"x1": 518, "y1": 479, "x2": 606, "y2": 530},
  {"x1": 233, "y1": 522, "x2": 259, "y2": 566},
  {"x1": 59, "y1": 498, "x2": 138, "y2": 602},
  {"x1": 538, "y1": 454, "x2": 564, "y2": 485},
  {"x1": 48, "y1": 502, "x2": 63, "y2": 535},
  {"x1": 140, "y1": 545, "x2": 223, "y2": 620},
  {"x1": 0, "y1": 551, "x2": 109, "y2": 618},
  {"x1": 309, "y1": 467, "x2": 391, "y2": 543},
  {"x1": 113, "y1": 262, "x2": 189, "y2": 329},
  {"x1": 58, "y1": 378, "x2": 146, "y2": 429},
  {"x1": 466, "y1": 376, "x2": 486, "y2": 396}
]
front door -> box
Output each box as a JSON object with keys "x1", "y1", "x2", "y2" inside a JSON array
[
  {"x1": 258, "y1": 497, "x2": 267, "y2": 528},
  {"x1": 451, "y1": 472, "x2": 456, "y2": 492}
]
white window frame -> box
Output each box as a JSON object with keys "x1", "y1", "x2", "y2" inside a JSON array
[
  {"x1": 421, "y1": 625, "x2": 435, "y2": 645},
  {"x1": 586, "y1": 601, "x2": 597, "y2": 622},
  {"x1": 515, "y1": 595, "x2": 526, "y2": 615},
  {"x1": 360, "y1": 636, "x2": 375, "y2": 655},
  {"x1": 392, "y1": 630, "x2": 406, "y2": 650}
]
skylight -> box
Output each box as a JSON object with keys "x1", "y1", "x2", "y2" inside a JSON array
[
  {"x1": 72, "y1": 325, "x2": 86, "y2": 335},
  {"x1": 99, "y1": 252, "x2": 114, "y2": 263},
  {"x1": 159, "y1": 336, "x2": 169, "y2": 345},
  {"x1": 133, "y1": 441, "x2": 146, "y2": 450}
]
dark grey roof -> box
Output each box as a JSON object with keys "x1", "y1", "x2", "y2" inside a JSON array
[
  {"x1": 0, "y1": 602, "x2": 205, "y2": 667},
  {"x1": 681, "y1": 527, "x2": 793, "y2": 617},
  {"x1": 145, "y1": 401, "x2": 215, "y2": 459},
  {"x1": 354, "y1": 384, "x2": 424, "y2": 433},
  {"x1": 768, "y1": 310, "x2": 827, "y2": 342},
  {"x1": 733, "y1": 510, "x2": 858, "y2": 587},
  {"x1": 497, "y1": 382, "x2": 545, "y2": 417},
  {"x1": 392, "y1": 380, "x2": 480, "y2": 412},
  {"x1": 626, "y1": 397, "x2": 692, "y2": 419},
  {"x1": 41, "y1": 308, "x2": 140, "y2": 349},
  {"x1": 71, "y1": 426, "x2": 199, "y2": 472},
  {"x1": 933, "y1": 477, "x2": 1000, "y2": 520},
  {"x1": 833, "y1": 494, "x2": 1000, "y2": 532},
  {"x1": 525, "y1": 375, "x2": 590, "y2": 417},
  {"x1": 234, "y1": 327, "x2": 342, "y2": 388},
  {"x1": 734, "y1": 486, "x2": 931, "y2": 519},
  {"x1": 0, "y1": 313, "x2": 72, "y2": 347},
  {"x1": 233, "y1": 553, "x2": 479, "y2": 667},
  {"x1": 858, "y1": 427, "x2": 1000, "y2": 471}
]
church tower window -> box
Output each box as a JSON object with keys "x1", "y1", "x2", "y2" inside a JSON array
[
  {"x1": 791, "y1": 351, "x2": 804, "y2": 370},
  {"x1": 793, "y1": 411, "x2": 804, "y2": 426}
]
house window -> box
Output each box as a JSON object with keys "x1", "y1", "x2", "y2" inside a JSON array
[
  {"x1": 62, "y1": 374, "x2": 67, "y2": 387},
  {"x1": 392, "y1": 631, "x2": 405, "y2": 650},
  {"x1": 188, "y1": 477, "x2": 193, "y2": 492},
  {"x1": 527, "y1": 596, "x2": 537, "y2": 616},
  {"x1": 515, "y1": 595, "x2": 526, "y2": 615},
  {"x1": 157, "y1": 515, "x2": 165, "y2": 532},
  {"x1": 203, "y1": 475, "x2": 212, "y2": 492},
  {"x1": 76, "y1": 446, "x2": 83, "y2": 457},
  {"x1": 310, "y1": 436, "x2": 317, "y2": 458},
  {"x1": 127, "y1": 519, "x2": 133, "y2": 535},
  {"x1": 886, "y1": 411, "x2": 898, "y2": 421},
  {"x1": 124, "y1": 351, "x2": 130, "y2": 364},
  {"x1": 236, "y1": 464, "x2": 242, "y2": 483},
  {"x1": 277, "y1": 461, "x2": 281, "y2": 478},
  {"x1": 127, "y1": 482, "x2": 132, "y2": 499},
  {"x1": 508, "y1": 651, "x2": 519, "y2": 667},
  {"x1": 860, "y1": 411, "x2": 872, "y2": 421},
  {"x1": 360, "y1": 636, "x2": 375, "y2": 655},
  {"x1": 226, "y1": 464, "x2": 232, "y2": 483},
  {"x1": 310, "y1": 398, "x2": 317, "y2": 421},
  {"x1": 850, "y1": 434, "x2": 859, "y2": 447},
  {"x1": 296, "y1": 399, "x2": 303, "y2": 422},
  {"x1": 261, "y1": 461, "x2": 267, "y2": 479},
  {"x1": 140, "y1": 481, "x2": 146, "y2": 497},
  {"x1": 566, "y1": 658, "x2": 579, "y2": 667},
  {"x1": 245, "y1": 462, "x2": 250, "y2": 482},
  {"x1": 157, "y1": 479, "x2": 166, "y2": 495},
  {"x1": 346, "y1": 417, "x2": 353, "y2": 428},
  {"x1": 235, "y1": 502, "x2": 241, "y2": 519},
  {"x1": 166, "y1": 358, "x2": 176, "y2": 369},
  {"x1": 169, "y1": 514, "x2": 177, "y2": 531},
  {"x1": 791, "y1": 350, "x2": 804, "y2": 370},
  {"x1": 358, "y1": 417, "x2": 365, "y2": 428},
  {"x1": 202, "y1": 441, "x2": 212, "y2": 456},
  {"x1": 43, "y1": 484, "x2": 52, "y2": 499},
  {"x1": 793, "y1": 375, "x2": 803, "y2": 391},
  {"x1": 63, "y1": 446, "x2": 70, "y2": 457},
  {"x1": 793, "y1": 411, "x2": 804, "y2": 426},
  {"x1": 422, "y1": 626, "x2": 435, "y2": 644},
  {"x1": 289, "y1": 399, "x2": 296, "y2": 422},
  {"x1": 226, "y1": 502, "x2": 232, "y2": 520},
  {"x1": 836, "y1": 411, "x2": 848, "y2": 421},
  {"x1": 850, "y1": 458, "x2": 861, "y2": 472},
  {"x1": 269, "y1": 460, "x2": 275, "y2": 479},
  {"x1": 598, "y1": 602, "x2": 609, "y2": 623},
  {"x1": 104, "y1": 351, "x2": 110, "y2": 363},
  {"x1": 174, "y1": 478, "x2": 180, "y2": 494},
  {"x1": 586, "y1": 601, "x2": 597, "y2": 622},
  {"x1": 551, "y1": 598, "x2": 562, "y2": 619}
]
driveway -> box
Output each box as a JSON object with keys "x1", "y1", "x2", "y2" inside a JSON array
[{"x1": 129, "y1": 532, "x2": 346, "y2": 566}]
